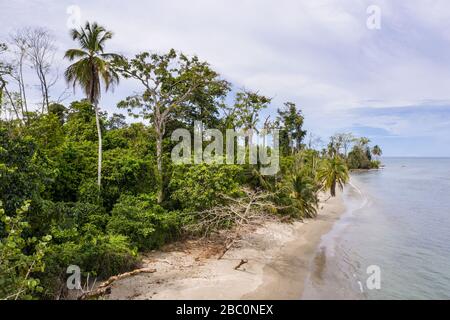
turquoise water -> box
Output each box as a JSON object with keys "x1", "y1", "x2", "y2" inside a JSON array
[{"x1": 303, "y1": 158, "x2": 450, "y2": 300}]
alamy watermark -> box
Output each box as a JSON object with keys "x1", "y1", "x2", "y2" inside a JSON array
[
  {"x1": 367, "y1": 5, "x2": 382, "y2": 30},
  {"x1": 66, "y1": 265, "x2": 97, "y2": 293},
  {"x1": 355, "y1": 265, "x2": 381, "y2": 292}
]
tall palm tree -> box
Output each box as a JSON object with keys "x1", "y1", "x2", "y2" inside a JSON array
[
  {"x1": 64, "y1": 22, "x2": 120, "y2": 188},
  {"x1": 318, "y1": 156, "x2": 349, "y2": 197},
  {"x1": 372, "y1": 145, "x2": 382, "y2": 160}
]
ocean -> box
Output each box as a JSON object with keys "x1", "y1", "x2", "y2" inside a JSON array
[{"x1": 302, "y1": 157, "x2": 450, "y2": 300}]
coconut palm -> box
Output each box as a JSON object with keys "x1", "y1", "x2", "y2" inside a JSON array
[
  {"x1": 64, "y1": 22, "x2": 120, "y2": 188},
  {"x1": 359, "y1": 137, "x2": 371, "y2": 147},
  {"x1": 287, "y1": 172, "x2": 319, "y2": 218},
  {"x1": 318, "y1": 156, "x2": 349, "y2": 197},
  {"x1": 372, "y1": 145, "x2": 382, "y2": 159}
]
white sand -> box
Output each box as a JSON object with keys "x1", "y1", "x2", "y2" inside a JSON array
[{"x1": 105, "y1": 191, "x2": 345, "y2": 300}]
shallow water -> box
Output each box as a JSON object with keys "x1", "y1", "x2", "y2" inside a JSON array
[{"x1": 302, "y1": 158, "x2": 450, "y2": 300}]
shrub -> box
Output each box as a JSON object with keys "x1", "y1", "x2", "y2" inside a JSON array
[
  {"x1": 370, "y1": 160, "x2": 381, "y2": 169},
  {"x1": 32, "y1": 200, "x2": 107, "y2": 237},
  {"x1": 169, "y1": 163, "x2": 243, "y2": 211},
  {"x1": 0, "y1": 202, "x2": 51, "y2": 300},
  {"x1": 40, "y1": 233, "x2": 138, "y2": 298},
  {"x1": 107, "y1": 194, "x2": 180, "y2": 250},
  {"x1": 347, "y1": 146, "x2": 371, "y2": 169}
]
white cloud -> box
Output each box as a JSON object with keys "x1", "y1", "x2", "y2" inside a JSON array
[{"x1": 2, "y1": 0, "x2": 450, "y2": 155}]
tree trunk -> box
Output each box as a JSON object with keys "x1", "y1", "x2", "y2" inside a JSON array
[
  {"x1": 18, "y1": 51, "x2": 28, "y2": 118},
  {"x1": 94, "y1": 102, "x2": 102, "y2": 189},
  {"x1": 331, "y1": 180, "x2": 336, "y2": 197},
  {"x1": 0, "y1": 82, "x2": 4, "y2": 108},
  {"x1": 156, "y1": 131, "x2": 163, "y2": 204}
]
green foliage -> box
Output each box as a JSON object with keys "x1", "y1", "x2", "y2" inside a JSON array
[
  {"x1": 0, "y1": 202, "x2": 51, "y2": 300},
  {"x1": 318, "y1": 156, "x2": 349, "y2": 197},
  {"x1": 41, "y1": 233, "x2": 138, "y2": 298},
  {"x1": 107, "y1": 194, "x2": 180, "y2": 250},
  {"x1": 169, "y1": 163, "x2": 243, "y2": 211},
  {"x1": 101, "y1": 148, "x2": 155, "y2": 210},
  {"x1": 25, "y1": 113, "x2": 65, "y2": 151},
  {"x1": 49, "y1": 140, "x2": 97, "y2": 202},
  {"x1": 0, "y1": 22, "x2": 384, "y2": 299},
  {"x1": 371, "y1": 145, "x2": 382, "y2": 159},
  {"x1": 281, "y1": 172, "x2": 319, "y2": 218},
  {"x1": 233, "y1": 90, "x2": 271, "y2": 130},
  {"x1": 35, "y1": 201, "x2": 137, "y2": 298},
  {"x1": 276, "y1": 102, "x2": 307, "y2": 156},
  {"x1": 0, "y1": 126, "x2": 48, "y2": 214},
  {"x1": 276, "y1": 152, "x2": 320, "y2": 218},
  {"x1": 77, "y1": 179, "x2": 101, "y2": 204},
  {"x1": 37, "y1": 201, "x2": 107, "y2": 234},
  {"x1": 64, "y1": 22, "x2": 120, "y2": 104},
  {"x1": 370, "y1": 160, "x2": 381, "y2": 169},
  {"x1": 347, "y1": 145, "x2": 371, "y2": 169},
  {"x1": 48, "y1": 103, "x2": 67, "y2": 125},
  {"x1": 64, "y1": 100, "x2": 99, "y2": 143}
]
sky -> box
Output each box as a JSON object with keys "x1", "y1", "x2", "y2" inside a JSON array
[{"x1": 1, "y1": 0, "x2": 450, "y2": 156}]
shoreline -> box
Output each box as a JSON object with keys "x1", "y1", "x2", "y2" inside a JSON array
[{"x1": 105, "y1": 190, "x2": 346, "y2": 300}]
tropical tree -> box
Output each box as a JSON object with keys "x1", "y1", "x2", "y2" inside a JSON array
[
  {"x1": 114, "y1": 49, "x2": 228, "y2": 203},
  {"x1": 372, "y1": 145, "x2": 382, "y2": 159},
  {"x1": 318, "y1": 156, "x2": 349, "y2": 197},
  {"x1": 330, "y1": 132, "x2": 355, "y2": 157},
  {"x1": 286, "y1": 172, "x2": 319, "y2": 218},
  {"x1": 64, "y1": 22, "x2": 120, "y2": 188},
  {"x1": 276, "y1": 102, "x2": 307, "y2": 155},
  {"x1": 359, "y1": 137, "x2": 371, "y2": 147}
]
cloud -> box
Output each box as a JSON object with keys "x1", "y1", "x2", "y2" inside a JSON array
[{"x1": 1, "y1": 0, "x2": 450, "y2": 155}]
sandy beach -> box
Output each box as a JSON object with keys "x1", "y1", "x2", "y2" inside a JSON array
[{"x1": 105, "y1": 191, "x2": 345, "y2": 300}]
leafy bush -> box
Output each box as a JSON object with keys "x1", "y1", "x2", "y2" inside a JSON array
[
  {"x1": 107, "y1": 194, "x2": 180, "y2": 250},
  {"x1": 40, "y1": 233, "x2": 138, "y2": 298},
  {"x1": 0, "y1": 127, "x2": 48, "y2": 215},
  {"x1": 28, "y1": 200, "x2": 137, "y2": 298},
  {"x1": 101, "y1": 149, "x2": 156, "y2": 210},
  {"x1": 370, "y1": 160, "x2": 381, "y2": 169},
  {"x1": 169, "y1": 163, "x2": 243, "y2": 210},
  {"x1": 77, "y1": 179, "x2": 101, "y2": 205},
  {"x1": 347, "y1": 146, "x2": 371, "y2": 169},
  {"x1": 32, "y1": 200, "x2": 107, "y2": 237},
  {"x1": 0, "y1": 202, "x2": 51, "y2": 300}
]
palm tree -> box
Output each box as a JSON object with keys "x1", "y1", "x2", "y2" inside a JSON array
[
  {"x1": 372, "y1": 145, "x2": 382, "y2": 160},
  {"x1": 64, "y1": 22, "x2": 120, "y2": 188},
  {"x1": 359, "y1": 137, "x2": 371, "y2": 147},
  {"x1": 318, "y1": 156, "x2": 349, "y2": 197},
  {"x1": 287, "y1": 172, "x2": 319, "y2": 218}
]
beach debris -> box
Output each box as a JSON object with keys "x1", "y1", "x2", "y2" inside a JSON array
[
  {"x1": 78, "y1": 267, "x2": 156, "y2": 300},
  {"x1": 184, "y1": 188, "x2": 277, "y2": 260},
  {"x1": 234, "y1": 259, "x2": 248, "y2": 270}
]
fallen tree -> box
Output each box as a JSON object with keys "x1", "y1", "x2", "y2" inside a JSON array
[
  {"x1": 78, "y1": 267, "x2": 156, "y2": 300},
  {"x1": 183, "y1": 188, "x2": 277, "y2": 259}
]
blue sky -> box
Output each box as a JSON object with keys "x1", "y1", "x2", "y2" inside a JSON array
[{"x1": 1, "y1": 0, "x2": 450, "y2": 156}]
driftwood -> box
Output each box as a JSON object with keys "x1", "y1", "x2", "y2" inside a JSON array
[
  {"x1": 218, "y1": 239, "x2": 236, "y2": 260},
  {"x1": 78, "y1": 267, "x2": 156, "y2": 300},
  {"x1": 234, "y1": 259, "x2": 248, "y2": 270}
]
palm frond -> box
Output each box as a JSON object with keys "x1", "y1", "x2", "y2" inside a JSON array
[{"x1": 64, "y1": 48, "x2": 88, "y2": 60}]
